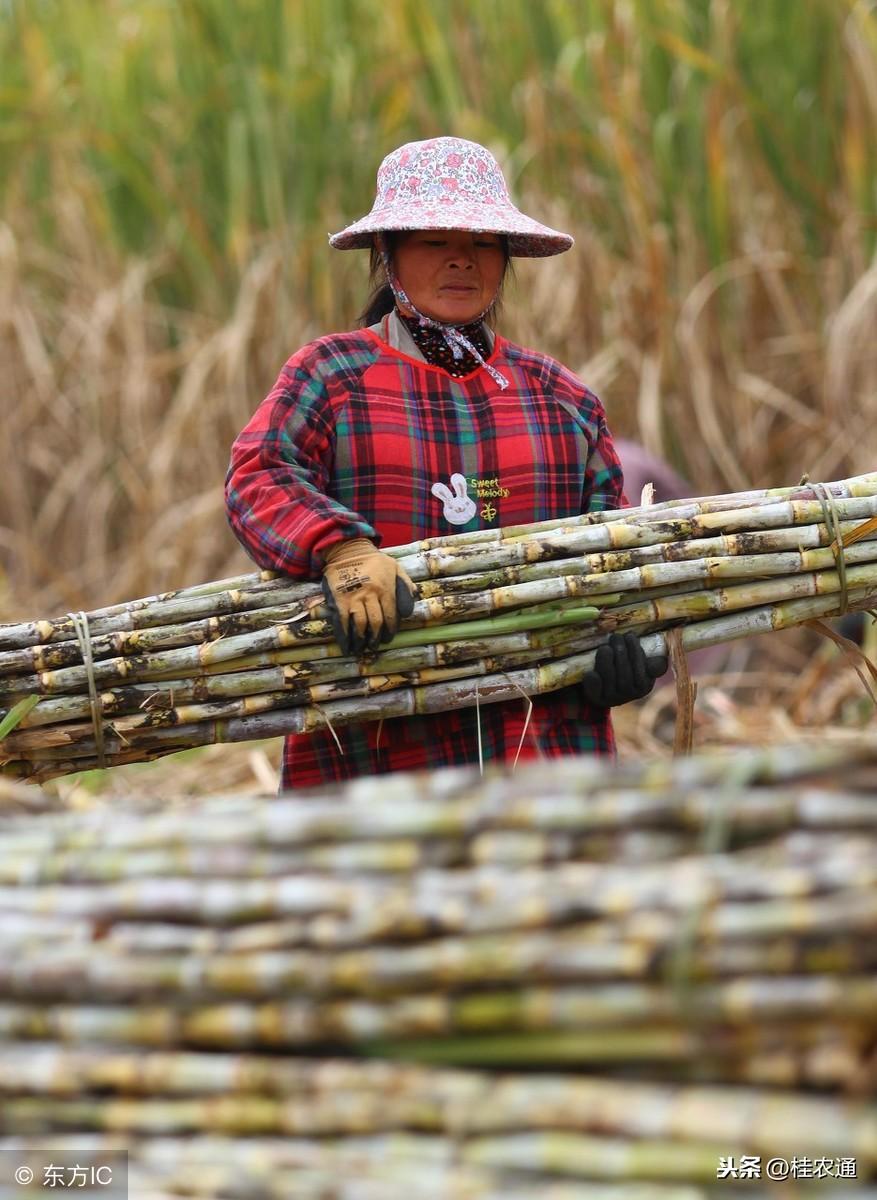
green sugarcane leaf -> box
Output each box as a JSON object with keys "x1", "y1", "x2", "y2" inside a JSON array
[{"x1": 0, "y1": 695, "x2": 41, "y2": 741}]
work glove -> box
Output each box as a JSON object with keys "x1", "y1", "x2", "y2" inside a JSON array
[
  {"x1": 581, "y1": 631, "x2": 668, "y2": 708},
  {"x1": 321, "y1": 538, "x2": 416, "y2": 655}
]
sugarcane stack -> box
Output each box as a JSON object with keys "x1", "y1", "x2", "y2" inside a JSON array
[
  {"x1": 3, "y1": 472, "x2": 877, "y2": 784},
  {"x1": 0, "y1": 742, "x2": 875, "y2": 1196}
]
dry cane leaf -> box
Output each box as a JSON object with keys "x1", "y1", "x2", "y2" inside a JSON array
[
  {"x1": 804, "y1": 618, "x2": 877, "y2": 708},
  {"x1": 835, "y1": 514, "x2": 877, "y2": 553},
  {"x1": 667, "y1": 628, "x2": 697, "y2": 755}
]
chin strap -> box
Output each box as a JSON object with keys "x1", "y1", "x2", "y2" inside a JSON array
[{"x1": 377, "y1": 236, "x2": 510, "y2": 391}]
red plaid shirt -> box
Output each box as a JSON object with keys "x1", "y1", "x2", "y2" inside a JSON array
[{"x1": 226, "y1": 316, "x2": 625, "y2": 790}]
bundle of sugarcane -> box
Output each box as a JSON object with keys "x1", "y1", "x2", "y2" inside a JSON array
[
  {"x1": 0, "y1": 745, "x2": 875, "y2": 1194},
  {"x1": 0, "y1": 1063, "x2": 874, "y2": 1196},
  {"x1": 0, "y1": 742, "x2": 875, "y2": 1091},
  {"x1": 3, "y1": 472, "x2": 877, "y2": 781}
]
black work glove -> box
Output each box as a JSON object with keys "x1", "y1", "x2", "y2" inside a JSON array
[{"x1": 581, "y1": 631, "x2": 668, "y2": 708}]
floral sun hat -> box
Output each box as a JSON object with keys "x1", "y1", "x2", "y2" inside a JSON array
[{"x1": 329, "y1": 136, "x2": 573, "y2": 258}]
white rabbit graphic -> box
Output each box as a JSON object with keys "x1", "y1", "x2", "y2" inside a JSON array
[{"x1": 431, "y1": 473, "x2": 477, "y2": 525}]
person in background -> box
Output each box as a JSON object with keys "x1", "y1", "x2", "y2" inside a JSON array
[
  {"x1": 225, "y1": 137, "x2": 667, "y2": 791},
  {"x1": 613, "y1": 438, "x2": 694, "y2": 507}
]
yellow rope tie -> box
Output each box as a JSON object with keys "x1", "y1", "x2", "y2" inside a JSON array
[
  {"x1": 811, "y1": 482, "x2": 849, "y2": 614},
  {"x1": 68, "y1": 611, "x2": 107, "y2": 769}
]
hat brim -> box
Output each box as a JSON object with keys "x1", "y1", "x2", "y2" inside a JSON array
[{"x1": 329, "y1": 206, "x2": 573, "y2": 258}]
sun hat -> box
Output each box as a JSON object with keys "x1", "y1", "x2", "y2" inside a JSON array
[{"x1": 329, "y1": 136, "x2": 573, "y2": 258}]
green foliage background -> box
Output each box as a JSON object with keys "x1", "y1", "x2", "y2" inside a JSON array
[{"x1": 1, "y1": 0, "x2": 876, "y2": 612}]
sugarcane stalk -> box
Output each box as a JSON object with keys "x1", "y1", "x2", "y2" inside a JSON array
[
  {"x1": 386, "y1": 472, "x2": 877, "y2": 558},
  {"x1": 0, "y1": 832, "x2": 872, "y2": 931},
  {"x1": 3, "y1": 736, "x2": 875, "y2": 847},
  {"x1": 381, "y1": 493, "x2": 877, "y2": 593},
  {"x1": 6, "y1": 618, "x2": 605, "y2": 730},
  {"x1": 0, "y1": 592, "x2": 607, "y2": 700},
  {"x1": 414, "y1": 516, "x2": 877, "y2": 599},
  {"x1": 0, "y1": 821, "x2": 867, "y2": 887},
  {"x1": 0, "y1": 830, "x2": 866, "y2": 920},
  {"x1": 2, "y1": 897, "x2": 875, "y2": 1002},
  {"x1": 0, "y1": 1058, "x2": 873, "y2": 1162},
  {"x1": 0, "y1": 1092, "x2": 761, "y2": 1186},
  {"x1": 2, "y1": 927, "x2": 874, "y2": 1047},
  {"x1": 0, "y1": 825, "x2": 771, "y2": 885},
  {"x1": 0, "y1": 993, "x2": 873, "y2": 1089},
  {"x1": 0, "y1": 570, "x2": 291, "y2": 651},
  {"x1": 2, "y1": 977, "x2": 872, "y2": 1060},
  {"x1": 2, "y1": 618, "x2": 608, "y2": 756},
  {"x1": 0, "y1": 579, "x2": 317, "y2": 653},
  {"x1": 0, "y1": 802, "x2": 871, "y2": 890}
]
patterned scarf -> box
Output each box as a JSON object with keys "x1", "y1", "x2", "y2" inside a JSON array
[{"x1": 398, "y1": 311, "x2": 491, "y2": 378}]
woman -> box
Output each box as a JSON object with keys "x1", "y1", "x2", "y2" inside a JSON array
[{"x1": 226, "y1": 137, "x2": 665, "y2": 790}]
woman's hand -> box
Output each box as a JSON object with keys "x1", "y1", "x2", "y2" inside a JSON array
[
  {"x1": 581, "y1": 632, "x2": 668, "y2": 707},
  {"x1": 321, "y1": 539, "x2": 416, "y2": 655}
]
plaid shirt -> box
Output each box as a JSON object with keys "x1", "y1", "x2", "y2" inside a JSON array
[{"x1": 226, "y1": 315, "x2": 625, "y2": 790}]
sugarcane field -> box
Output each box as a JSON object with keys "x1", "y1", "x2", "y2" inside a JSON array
[{"x1": 3, "y1": 2, "x2": 877, "y2": 1198}]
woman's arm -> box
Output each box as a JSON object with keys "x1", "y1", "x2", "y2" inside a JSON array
[
  {"x1": 225, "y1": 352, "x2": 378, "y2": 579},
  {"x1": 582, "y1": 390, "x2": 626, "y2": 513}
]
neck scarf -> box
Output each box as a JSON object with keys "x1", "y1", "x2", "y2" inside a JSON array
[
  {"x1": 377, "y1": 236, "x2": 510, "y2": 390},
  {"x1": 398, "y1": 311, "x2": 490, "y2": 377}
]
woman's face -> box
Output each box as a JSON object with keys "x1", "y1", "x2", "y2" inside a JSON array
[{"x1": 392, "y1": 230, "x2": 505, "y2": 324}]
